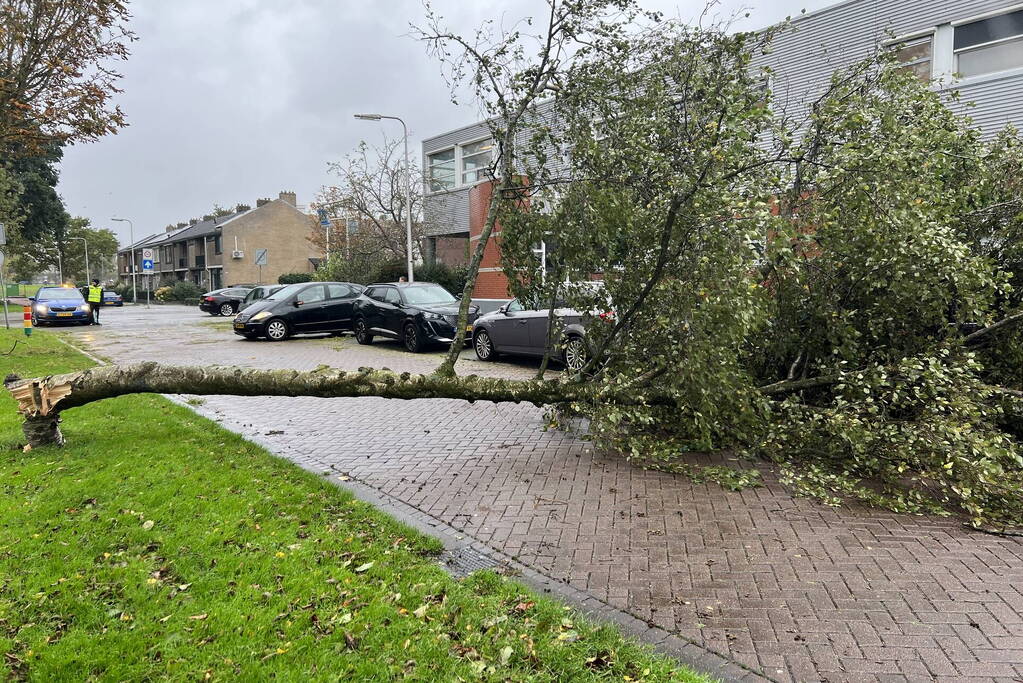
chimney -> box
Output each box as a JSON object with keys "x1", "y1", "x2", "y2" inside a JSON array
[{"x1": 278, "y1": 190, "x2": 297, "y2": 206}]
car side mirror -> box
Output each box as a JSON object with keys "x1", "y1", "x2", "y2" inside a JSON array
[
  {"x1": 499, "y1": 305, "x2": 509, "y2": 315},
  {"x1": 293, "y1": 300, "x2": 302, "y2": 307},
  {"x1": 28, "y1": 297, "x2": 35, "y2": 302}
]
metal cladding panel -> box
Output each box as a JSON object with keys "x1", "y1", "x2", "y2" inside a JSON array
[
  {"x1": 753, "y1": 0, "x2": 1023, "y2": 140},
  {"x1": 949, "y1": 73, "x2": 1023, "y2": 134},
  {"x1": 423, "y1": 187, "x2": 471, "y2": 237}
]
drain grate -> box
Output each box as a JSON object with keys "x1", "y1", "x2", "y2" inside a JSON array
[{"x1": 438, "y1": 546, "x2": 503, "y2": 578}]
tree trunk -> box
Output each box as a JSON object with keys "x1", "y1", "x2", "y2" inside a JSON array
[{"x1": 3, "y1": 362, "x2": 623, "y2": 449}]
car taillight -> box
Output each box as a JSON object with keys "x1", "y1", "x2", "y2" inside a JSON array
[{"x1": 204, "y1": 296, "x2": 215, "y2": 302}]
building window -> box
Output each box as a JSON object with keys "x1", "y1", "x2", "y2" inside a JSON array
[
  {"x1": 460, "y1": 138, "x2": 493, "y2": 185},
  {"x1": 893, "y1": 35, "x2": 933, "y2": 80},
  {"x1": 955, "y1": 9, "x2": 1023, "y2": 78},
  {"x1": 214, "y1": 235, "x2": 222, "y2": 255},
  {"x1": 427, "y1": 148, "x2": 455, "y2": 192}
]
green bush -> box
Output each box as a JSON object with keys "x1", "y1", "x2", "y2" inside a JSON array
[
  {"x1": 171, "y1": 281, "x2": 203, "y2": 301},
  {"x1": 278, "y1": 272, "x2": 313, "y2": 285}
]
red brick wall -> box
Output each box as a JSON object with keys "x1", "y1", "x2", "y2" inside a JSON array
[{"x1": 469, "y1": 180, "x2": 512, "y2": 298}]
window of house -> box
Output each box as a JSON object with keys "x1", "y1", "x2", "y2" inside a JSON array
[
  {"x1": 893, "y1": 35, "x2": 933, "y2": 80},
  {"x1": 955, "y1": 9, "x2": 1023, "y2": 78},
  {"x1": 460, "y1": 138, "x2": 494, "y2": 185},
  {"x1": 214, "y1": 235, "x2": 222, "y2": 255},
  {"x1": 427, "y1": 148, "x2": 456, "y2": 192}
]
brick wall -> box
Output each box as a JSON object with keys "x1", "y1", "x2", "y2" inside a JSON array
[
  {"x1": 469, "y1": 180, "x2": 511, "y2": 298},
  {"x1": 222, "y1": 200, "x2": 319, "y2": 285}
]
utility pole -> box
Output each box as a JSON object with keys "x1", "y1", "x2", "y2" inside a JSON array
[
  {"x1": 68, "y1": 236, "x2": 90, "y2": 283},
  {"x1": 355, "y1": 113, "x2": 415, "y2": 282},
  {"x1": 111, "y1": 217, "x2": 135, "y2": 303}
]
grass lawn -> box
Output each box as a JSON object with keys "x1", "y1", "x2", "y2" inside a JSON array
[{"x1": 0, "y1": 329, "x2": 707, "y2": 681}]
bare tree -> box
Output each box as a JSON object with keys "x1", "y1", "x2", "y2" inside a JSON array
[{"x1": 311, "y1": 138, "x2": 425, "y2": 266}]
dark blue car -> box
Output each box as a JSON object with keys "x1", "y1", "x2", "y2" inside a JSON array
[{"x1": 30, "y1": 286, "x2": 93, "y2": 326}]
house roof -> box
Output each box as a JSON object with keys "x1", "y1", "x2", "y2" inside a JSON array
[{"x1": 117, "y1": 208, "x2": 253, "y2": 254}]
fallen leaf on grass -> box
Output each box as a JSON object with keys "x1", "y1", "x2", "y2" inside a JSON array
[
  {"x1": 412, "y1": 605, "x2": 428, "y2": 619},
  {"x1": 500, "y1": 645, "x2": 513, "y2": 665},
  {"x1": 142, "y1": 520, "x2": 155, "y2": 530},
  {"x1": 354, "y1": 562, "x2": 373, "y2": 573},
  {"x1": 189, "y1": 614, "x2": 208, "y2": 621}
]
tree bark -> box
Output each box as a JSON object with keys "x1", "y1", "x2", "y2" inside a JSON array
[{"x1": 3, "y1": 362, "x2": 641, "y2": 449}]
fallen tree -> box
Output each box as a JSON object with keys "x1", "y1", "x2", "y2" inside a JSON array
[{"x1": 4, "y1": 362, "x2": 640, "y2": 449}]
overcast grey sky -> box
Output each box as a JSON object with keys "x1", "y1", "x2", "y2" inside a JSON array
[{"x1": 57, "y1": 0, "x2": 839, "y2": 245}]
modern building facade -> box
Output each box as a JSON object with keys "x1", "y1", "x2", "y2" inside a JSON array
[
  {"x1": 116, "y1": 191, "x2": 319, "y2": 291},
  {"x1": 421, "y1": 0, "x2": 1023, "y2": 296}
]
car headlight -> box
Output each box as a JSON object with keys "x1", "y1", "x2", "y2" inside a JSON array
[
  {"x1": 250, "y1": 311, "x2": 271, "y2": 322},
  {"x1": 79, "y1": 303, "x2": 90, "y2": 312},
  {"x1": 423, "y1": 312, "x2": 445, "y2": 321},
  {"x1": 35, "y1": 304, "x2": 46, "y2": 313}
]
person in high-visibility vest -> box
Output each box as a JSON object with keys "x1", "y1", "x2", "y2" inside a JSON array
[{"x1": 87, "y1": 279, "x2": 103, "y2": 325}]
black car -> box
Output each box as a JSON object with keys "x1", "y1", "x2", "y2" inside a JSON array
[
  {"x1": 471, "y1": 298, "x2": 590, "y2": 371},
  {"x1": 239, "y1": 284, "x2": 283, "y2": 312},
  {"x1": 101, "y1": 290, "x2": 124, "y2": 306},
  {"x1": 352, "y1": 282, "x2": 479, "y2": 353},
  {"x1": 232, "y1": 281, "x2": 364, "y2": 341},
  {"x1": 199, "y1": 287, "x2": 253, "y2": 316}
]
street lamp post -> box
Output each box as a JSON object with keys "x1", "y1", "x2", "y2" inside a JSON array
[
  {"x1": 68, "y1": 236, "x2": 90, "y2": 283},
  {"x1": 354, "y1": 113, "x2": 414, "y2": 283},
  {"x1": 111, "y1": 217, "x2": 135, "y2": 304}
]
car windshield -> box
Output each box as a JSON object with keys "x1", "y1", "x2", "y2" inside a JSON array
[
  {"x1": 401, "y1": 285, "x2": 456, "y2": 305},
  {"x1": 264, "y1": 284, "x2": 306, "y2": 301},
  {"x1": 38, "y1": 287, "x2": 83, "y2": 300}
]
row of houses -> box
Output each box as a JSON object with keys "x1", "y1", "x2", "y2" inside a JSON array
[
  {"x1": 117, "y1": 191, "x2": 319, "y2": 290},
  {"x1": 420, "y1": 0, "x2": 1023, "y2": 297}
]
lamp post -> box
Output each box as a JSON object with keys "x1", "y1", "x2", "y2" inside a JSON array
[
  {"x1": 68, "y1": 236, "x2": 90, "y2": 283},
  {"x1": 354, "y1": 113, "x2": 414, "y2": 283},
  {"x1": 111, "y1": 217, "x2": 135, "y2": 304}
]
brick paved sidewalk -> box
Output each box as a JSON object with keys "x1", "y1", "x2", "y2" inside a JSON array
[{"x1": 62, "y1": 307, "x2": 1023, "y2": 682}]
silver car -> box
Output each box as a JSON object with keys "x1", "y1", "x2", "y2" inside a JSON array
[{"x1": 471, "y1": 298, "x2": 589, "y2": 371}]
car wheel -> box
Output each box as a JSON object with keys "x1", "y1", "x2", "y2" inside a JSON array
[
  {"x1": 219, "y1": 302, "x2": 235, "y2": 317},
  {"x1": 403, "y1": 322, "x2": 423, "y2": 353},
  {"x1": 474, "y1": 329, "x2": 497, "y2": 361},
  {"x1": 31, "y1": 314, "x2": 42, "y2": 327},
  {"x1": 354, "y1": 319, "x2": 373, "y2": 345},
  {"x1": 563, "y1": 336, "x2": 588, "y2": 372},
  {"x1": 265, "y1": 318, "x2": 290, "y2": 341}
]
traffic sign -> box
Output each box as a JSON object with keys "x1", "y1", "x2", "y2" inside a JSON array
[
  {"x1": 141, "y1": 248, "x2": 154, "y2": 274},
  {"x1": 317, "y1": 209, "x2": 332, "y2": 227},
  {"x1": 0, "y1": 223, "x2": 6, "y2": 245},
  {"x1": 254, "y1": 248, "x2": 268, "y2": 266}
]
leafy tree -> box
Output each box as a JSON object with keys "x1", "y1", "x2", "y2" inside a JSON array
[
  {"x1": 61, "y1": 217, "x2": 118, "y2": 283},
  {"x1": 413, "y1": 0, "x2": 659, "y2": 376},
  {"x1": 0, "y1": 0, "x2": 134, "y2": 155}
]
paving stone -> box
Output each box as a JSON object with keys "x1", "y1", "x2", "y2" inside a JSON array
[{"x1": 63, "y1": 306, "x2": 1023, "y2": 683}]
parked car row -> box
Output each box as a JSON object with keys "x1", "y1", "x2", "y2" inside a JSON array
[{"x1": 227, "y1": 279, "x2": 592, "y2": 371}]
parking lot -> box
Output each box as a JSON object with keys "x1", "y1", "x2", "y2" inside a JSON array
[{"x1": 54, "y1": 304, "x2": 1023, "y2": 683}]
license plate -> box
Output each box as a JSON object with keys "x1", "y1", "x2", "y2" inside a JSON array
[
  {"x1": 466, "y1": 325, "x2": 473, "y2": 332},
  {"x1": 56, "y1": 312, "x2": 73, "y2": 317},
  {"x1": 234, "y1": 323, "x2": 245, "y2": 329}
]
